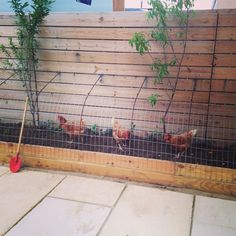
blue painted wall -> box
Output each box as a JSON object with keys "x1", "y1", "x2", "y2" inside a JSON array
[{"x1": 0, "y1": 0, "x2": 112, "y2": 12}]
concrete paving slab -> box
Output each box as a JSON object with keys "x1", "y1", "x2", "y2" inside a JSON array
[
  {"x1": 49, "y1": 176, "x2": 125, "y2": 207},
  {"x1": 191, "y1": 222, "x2": 236, "y2": 236},
  {"x1": 99, "y1": 184, "x2": 193, "y2": 236},
  {"x1": 191, "y1": 196, "x2": 236, "y2": 236},
  {"x1": 6, "y1": 197, "x2": 111, "y2": 236},
  {"x1": 0, "y1": 170, "x2": 64, "y2": 235},
  {"x1": 0, "y1": 165, "x2": 8, "y2": 176}
]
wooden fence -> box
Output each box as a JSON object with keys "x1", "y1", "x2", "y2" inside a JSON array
[{"x1": 0, "y1": 10, "x2": 236, "y2": 144}]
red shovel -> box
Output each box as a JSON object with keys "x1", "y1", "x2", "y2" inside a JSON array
[{"x1": 9, "y1": 96, "x2": 28, "y2": 173}]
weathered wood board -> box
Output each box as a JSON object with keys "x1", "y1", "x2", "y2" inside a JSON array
[{"x1": 0, "y1": 142, "x2": 235, "y2": 196}]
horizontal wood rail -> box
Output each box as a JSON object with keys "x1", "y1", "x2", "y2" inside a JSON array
[{"x1": 0, "y1": 142, "x2": 235, "y2": 196}]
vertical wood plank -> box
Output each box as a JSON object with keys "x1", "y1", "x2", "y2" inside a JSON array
[{"x1": 113, "y1": 0, "x2": 125, "y2": 11}]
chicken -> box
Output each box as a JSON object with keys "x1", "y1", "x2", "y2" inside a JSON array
[
  {"x1": 57, "y1": 115, "x2": 85, "y2": 142},
  {"x1": 111, "y1": 117, "x2": 130, "y2": 151},
  {"x1": 163, "y1": 129, "x2": 197, "y2": 158}
]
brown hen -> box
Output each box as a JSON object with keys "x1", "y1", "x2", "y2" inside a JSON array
[
  {"x1": 111, "y1": 117, "x2": 130, "y2": 151},
  {"x1": 163, "y1": 129, "x2": 197, "y2": 158},
  {"x1": 57, "y1": 115, "x2": 85, "y2": 142}
]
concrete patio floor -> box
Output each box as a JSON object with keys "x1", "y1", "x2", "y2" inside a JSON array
[{"x1": 0, "y1": 165, "x2": 235, "y2": 236}]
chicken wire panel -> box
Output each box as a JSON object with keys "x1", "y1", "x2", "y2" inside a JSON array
[
  {"x1": 0, "y1": 91, "x2": 235, "y2": 172},
  {"x1": 0, "y1": 70, "x2": 235, "y2": 176}
]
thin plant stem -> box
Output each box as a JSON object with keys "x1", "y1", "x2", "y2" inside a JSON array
[{"x1": 162, "y1": 10, "x2": 190, "y2": 134}]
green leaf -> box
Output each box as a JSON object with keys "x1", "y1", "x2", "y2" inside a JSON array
[
  {"x1": 176, "y1": 31, "x2": 184, "y2": 39},
  {"x1": 91, "y1": 124, "x2": 97, "y2": 134},
  {"x1": 151, "y1": 30, "x2": 168, "y2": 47},
  {"x1": 148, "y1": 94, "x2": 160, "y2": 107},
  {"x1": 0, "y1": 44, "x2": 5, "y2": 51},
  {"x1": 152, "y1": 60, "x2": 168, "y2": 83},
  {"x1": 170, "y1": 59, "x2": 177, "y2": 66},
  {"x1": 129, "y1": 32, "x2": 150, "y2": 55}
]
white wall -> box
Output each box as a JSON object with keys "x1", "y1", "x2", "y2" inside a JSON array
[
  {"x1": 125, "y1": 0, "x2": 214, "y2": 10},
  {"x1": 215, "y1": 0, "x2": 236, "y2": 9}
]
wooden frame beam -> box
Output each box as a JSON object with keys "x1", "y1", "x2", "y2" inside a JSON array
[
  {"x1": 113, "y1": 0, "x2": 125, "y2": 11},
  {"x1": 0, "y1": 142, "x2": 235, "y2": 196}
]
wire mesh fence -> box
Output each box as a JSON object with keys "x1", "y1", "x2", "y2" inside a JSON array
[
  {"x1": 0, "y1": 10, "x2": 236, "y2": 191},
  {"x1": 0, "y1": 73, "x2": 235, "y2": 173}
]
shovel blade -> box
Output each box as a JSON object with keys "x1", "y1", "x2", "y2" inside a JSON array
[{"x1": 9, "y1": 155, "x2": 22, "y2": 173}]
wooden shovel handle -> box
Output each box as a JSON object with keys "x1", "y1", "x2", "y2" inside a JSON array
[{"x1": 16, "y1": 96, "x2": 28, "y2": 154}]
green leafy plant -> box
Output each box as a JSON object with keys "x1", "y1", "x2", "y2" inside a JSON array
[
  {"x1": 91, "y1": 124, "x2": 98, "y2": 134},
  {"x1": 147, "y1": 130, "x2": 162, "y2": 141},
  {"x1": 0, "y1": 0, "x2": 54, "y2": 126},
  {"x1": 148, "y1": 93, "x2": 160, "y2": 107},
  {"x1": 129, "y1": 32, "x2": 150, "y2": 55},
  {"x1": 3, "y1": 128, "x2": 11, "y2": 135},
  {"x1": 152, "y1": 59, "x2": 176, "y2": 83},
  {"x1": 129, "y1": 0, "x2": 195, "y2": 133},
  {"x1": 39, "y1": 120, "x2": 61, "y2": 131}
]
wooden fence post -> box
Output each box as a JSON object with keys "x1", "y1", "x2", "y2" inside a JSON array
[{"x1": 113, "y1": 0, "x2": 125, "y2": 11}]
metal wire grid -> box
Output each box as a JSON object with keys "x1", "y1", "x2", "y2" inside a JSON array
[{"x1": 0, "y1": 73, "x2": 235, "y2": 174}]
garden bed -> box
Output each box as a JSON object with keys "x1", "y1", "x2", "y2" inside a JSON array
[
  {"x1": 0, "y1": 139, "x2": 236, "y2": 197},
  {"x1": 1, "y1": 121, "x2": 236, "y2": 196},
  {"x1": 0, "y1": 122, "x2": 235, "y2": 169}
]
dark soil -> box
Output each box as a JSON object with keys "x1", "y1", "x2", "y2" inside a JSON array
[{"x1": 0, "y1": 122, "x2": 235, "y2": 169}]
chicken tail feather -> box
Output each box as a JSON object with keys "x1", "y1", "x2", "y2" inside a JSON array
[{"x1": 190, "y1": 129, "x2": 197, "y2": 137}]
